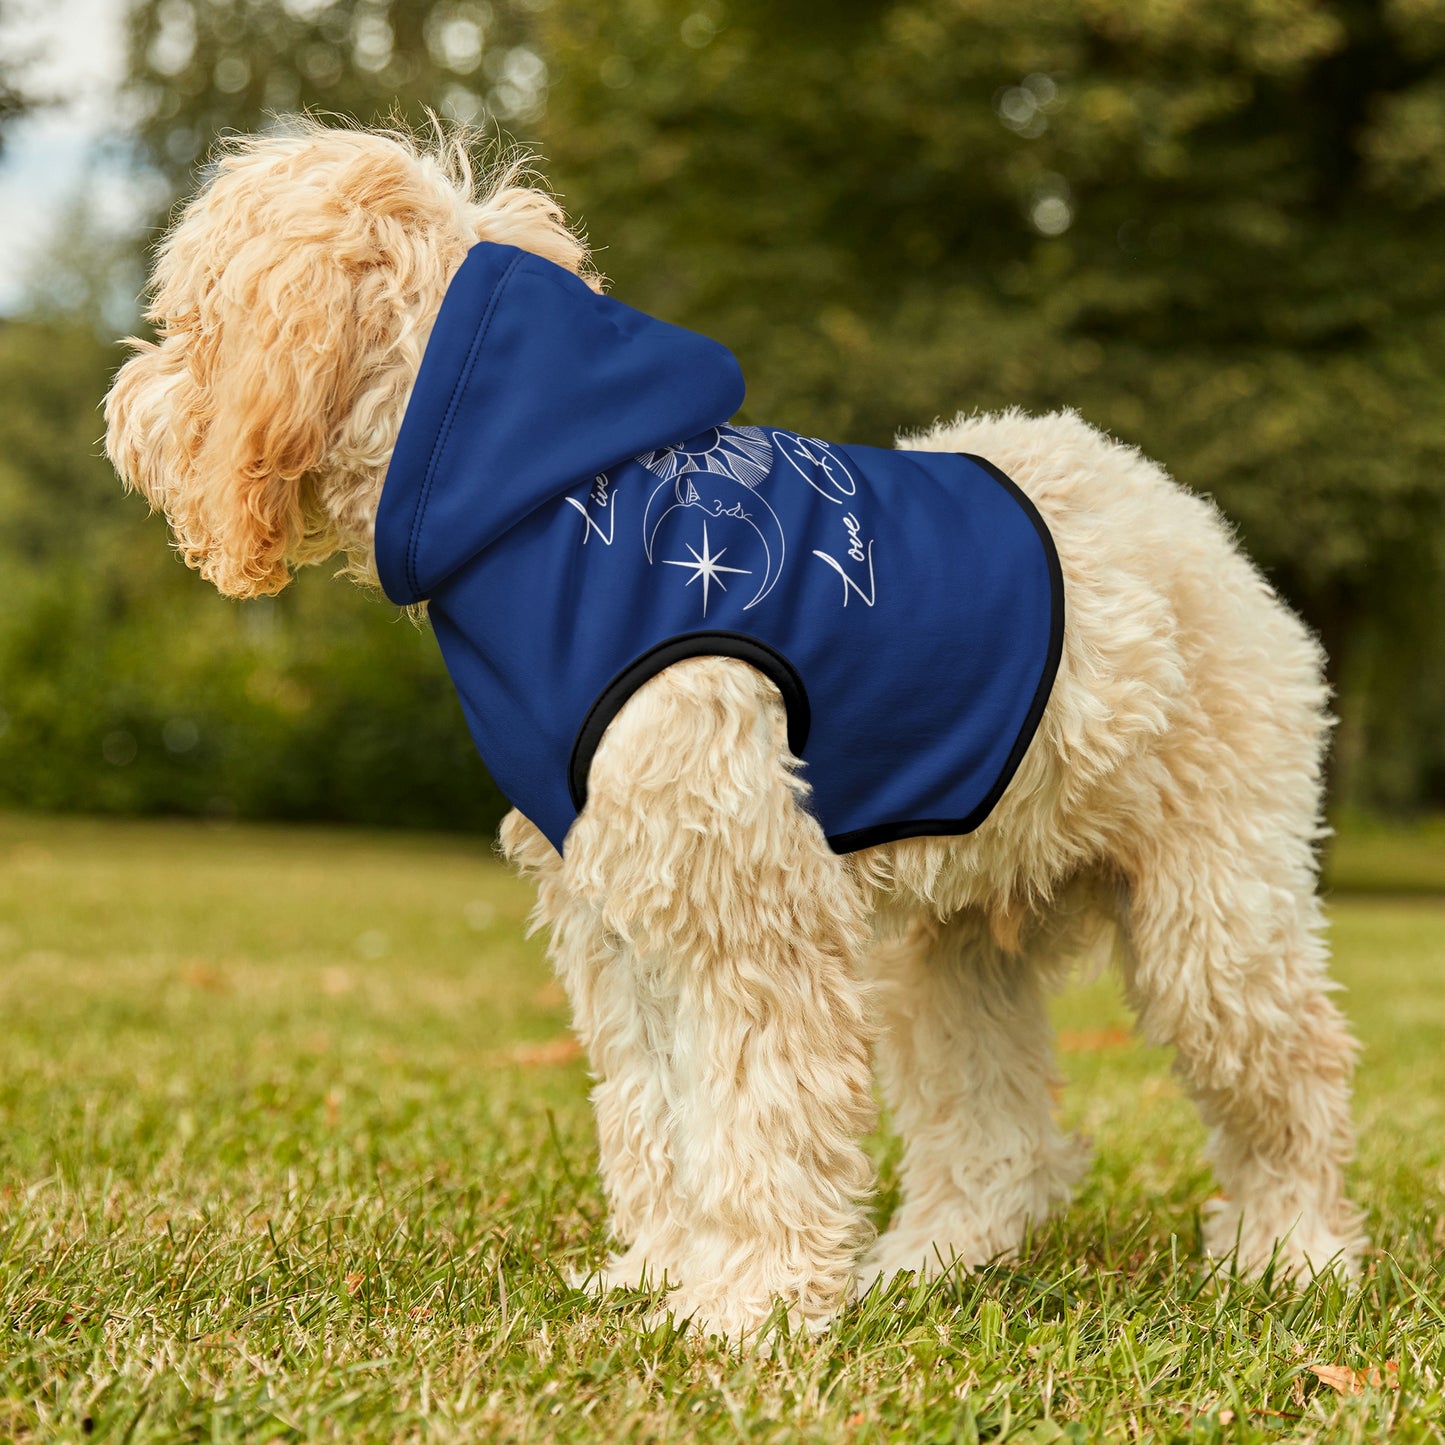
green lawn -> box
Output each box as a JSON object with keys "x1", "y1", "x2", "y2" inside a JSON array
[
  {"x1": 1324, "y1": 812, "x2": 1445, "y2": 897},
  {"x1": 2, "y1": 812, "x2": 1442, "y2": 1442}
]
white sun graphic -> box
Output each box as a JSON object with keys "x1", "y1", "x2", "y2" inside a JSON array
[{"x1": 662, "y1": 519, "x2": 752, "y2": 617}]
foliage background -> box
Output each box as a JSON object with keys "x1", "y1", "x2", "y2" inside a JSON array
[{"x1": 2, "y1": 0, "x2": 1444, "y2": 829}]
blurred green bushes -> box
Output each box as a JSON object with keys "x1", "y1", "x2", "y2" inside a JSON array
[
  {"x1": 0, "y1": 317, "x2": 506, "y2": 831},
  {"x1": 2, "y1": 0, "x2": 1444, "y2": 828},
  {"x1": 0, "y1": 564, "x2": 507, "y2": 830}
]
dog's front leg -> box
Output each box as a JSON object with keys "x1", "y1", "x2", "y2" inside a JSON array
[
  {"x1": 500, "y1": 809, "x2": 689, "y2": 1290},
  {"x1": 564, "y1": 659, "x2": 878, "y2": 1344}
]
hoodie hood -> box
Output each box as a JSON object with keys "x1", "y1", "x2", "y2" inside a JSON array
[{"x1": 375, "y1": 242, "x2": 746, "y2": 605}]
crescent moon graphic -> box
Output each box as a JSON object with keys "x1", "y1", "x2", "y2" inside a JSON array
[{"x1": 643, "y1": 469, "x2": 787, "y2": 611}]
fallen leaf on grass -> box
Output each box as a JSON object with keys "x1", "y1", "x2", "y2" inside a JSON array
[
  {"x1": 1310, "y1": 1362, "x2": 1399, "y2": 1395},
  {"x1": 496, "y1": 1037, "x2": 584, "y2": 1068},
  {"x1": 1056, "y1": 1027, "x2": 1133, "y2": 1052},
  {"x1": 180, "y1": 960, "x2": 230, "y2": 992}
]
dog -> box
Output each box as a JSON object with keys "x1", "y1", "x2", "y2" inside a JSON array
[{"x1": 105, "y1": 121, "x2": 1364, "y2": 1342}]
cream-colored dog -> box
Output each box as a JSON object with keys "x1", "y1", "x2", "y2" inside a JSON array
[{"x1": 105, "y1": 122, "x2": 1364, "y2": 1342}]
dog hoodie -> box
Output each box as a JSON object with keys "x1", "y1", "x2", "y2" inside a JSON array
[{"x1": 374, "y1": 242, "x2": 1063, "y2": 854}]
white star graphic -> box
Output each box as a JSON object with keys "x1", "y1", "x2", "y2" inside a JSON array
[{"x1": 662, "y1": 519, "x2": 751, "y2": 617}]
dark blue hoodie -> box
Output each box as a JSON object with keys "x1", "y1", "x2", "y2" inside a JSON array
[{"x1": 375, "y1": 243, "x2": 1063, "y2": 854}]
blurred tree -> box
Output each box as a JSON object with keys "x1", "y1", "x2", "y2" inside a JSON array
[
  {"x1": 0, "y1": 0, "x2": 37, "y2": 152},
  {"x1": 0, "y1": 0, "x2": 553, "y2": 834},
  {"x1": 35, "y1": 0, "x2": 1442, "y2": 819},
  {"x1": 0, "y1": 317, "x2": 130, "y2": 571},
  {"x1": 124, "y1": 0, "x2": 544, "y2": 186},
  {"x1": 533, "y1": 0, "x2": 1445, "y2": 805}
]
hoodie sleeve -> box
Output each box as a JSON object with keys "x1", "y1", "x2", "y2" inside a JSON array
[{"x1": 375, "y1": 244, "x2": 747, "y2": 605}]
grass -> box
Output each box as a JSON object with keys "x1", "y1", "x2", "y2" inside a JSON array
[
  {"x1": 1324, "y1": 811, "x2": 1445, "y2": 897},
  {"x1": 1, "y1": 811, "x2": 1443, "y2": 1443}
]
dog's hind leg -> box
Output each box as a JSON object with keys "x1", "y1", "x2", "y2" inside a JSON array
[
  {"x1": 500, "y1": 810, "x2": 689, "y2": 1293},
  {"x1": 860, "y1": 911, "x2": 1088, "y2": 1289},
  {"x1": 1120, "y1": 829, "x2": 1364, "y2": 1279},
  {"x1": 562, "y1": 659, "x2": 878, "y2": 1343}
]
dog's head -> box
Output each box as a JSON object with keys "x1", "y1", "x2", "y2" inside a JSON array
[{"x1": 105, "y1": 121, "x2": 592, "y2": 598}]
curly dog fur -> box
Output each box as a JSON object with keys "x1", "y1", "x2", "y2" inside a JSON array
[{"x1": 105, "y1": 121, "x2": 1364, "y2": 1342}]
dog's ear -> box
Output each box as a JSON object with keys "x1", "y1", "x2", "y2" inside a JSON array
[
  {"x1": 192, "y1": 241, "x2": 377, "y2": 598},
  {"x1": 108, "y1": 234, "x2": 391, "y2": 599},
  {"x1": 105, "y1": 331, "x2": 201, "y2": 545},
  {"x1": 104, "y1": 131, "x2": 440, "y2": 599}
]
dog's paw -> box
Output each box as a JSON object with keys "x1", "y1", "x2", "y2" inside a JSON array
[
  {"x1": 570, "y1": 1245, "x2": 674, "y2": 1296},
  {"x1": 1202, "y1": 1196, "x2": 1366, "y2": 1282},
  {"x1": 860, "y1": 1207, "x2": 1035, "y2": 1292},
  {"x1": 856, "y1": 1234, "x2": 995, "y2": 1296},
  {"x1": 645, "y1": 1286, "x2": 837, "y2": 1350},
  {"x1": 860, "y1": 1137, "x2": 1091, "y2": 1295}
]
